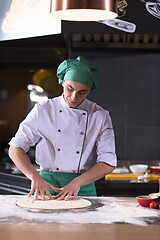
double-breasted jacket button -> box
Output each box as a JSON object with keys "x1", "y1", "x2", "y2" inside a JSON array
[
  {"x1": 57, "y1": 148, "x2": 60, "y2": 151},
  {"x1": 59, "y1": 110, "x2": 62, "y2": 113},
  {"x1": 76, "y1": 151, "x2": 80, "y2": 154},
  {"x1": 58, "y1": 129, "x2": 61, "y2": 132},
  {"x1": 80, "y1": 132, "x2": 84, "y2": 135},
  {"x1": 56, "y1": 168, "x2": 59, "y2": 171},
  {"x1": 83, "y1": 112, "x2": 86, "y2": 115}
]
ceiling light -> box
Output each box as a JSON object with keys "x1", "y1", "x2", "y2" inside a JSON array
[
  {"x1": 50, "y1": 0, "x2": 118, "y2": 21},
  {"x1": 2, "y1": 0, "x2": 61, "y2": 40}
]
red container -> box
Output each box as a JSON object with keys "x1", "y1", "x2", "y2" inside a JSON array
[
  {"x1": 150, "y1": 166, "x2": 160, "y2": 174},
  {"x1": 136, "y1": 195, "x2": 159, "y2": 207}
]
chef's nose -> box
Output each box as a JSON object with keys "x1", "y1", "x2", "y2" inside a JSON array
[{"x1": 71, "y1": 91, "x2": 78, "y2": 100}]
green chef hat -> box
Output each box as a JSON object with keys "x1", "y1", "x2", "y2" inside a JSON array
[{"x1": 57, "y1": 56, "x2": 99, "y2": 90}]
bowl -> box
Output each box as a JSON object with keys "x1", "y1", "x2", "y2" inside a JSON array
[
  {"x1": 136, "y1": 195, "x2": 159, "y2": 207},
  {"x1": 129, "y1": 164, "x2": 148, "y2": 174},
  {"x1": 149, "y1": 166, "x2": 160, "y2": 174},
  {"x1": 149, "y1": 192, "x2": 160, "y2": 198}
]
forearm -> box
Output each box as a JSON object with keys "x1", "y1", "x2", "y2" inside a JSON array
[
  {"x1": 76, "y1": 162, "x2": 114, "y2": 186},
  {"x1": 9, "y1": 146, "x2": 60, "y2": 200},
  {"x1": 8, "y1": 146, "x2": 39, "y2": 181}
]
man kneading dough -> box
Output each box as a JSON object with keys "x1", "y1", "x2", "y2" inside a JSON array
[{"x1": 8, "y1": 56, "x2": 117, "y2": 201}]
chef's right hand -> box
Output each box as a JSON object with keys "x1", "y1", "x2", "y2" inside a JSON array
[{"x1": 28, "y1": 174, "x2": 60, "y2": 201}]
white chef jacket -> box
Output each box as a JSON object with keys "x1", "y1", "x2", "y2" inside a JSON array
[{"x1": 9, "y1": 94, "x2": 117, "y2": 173}]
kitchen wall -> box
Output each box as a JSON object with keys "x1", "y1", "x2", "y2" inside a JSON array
[
  {"x1": 0, "y1": 69, "x2": 31, "y2": 139},
  {"x1": 70, "y1": 48, "x2": 160, "y2": 161},
  {"x1": 0, "y1": 68, "x2": 32, "y2": 160},
  {"x1": 0, "y1": 44, "x2": 66, "y2": 143}
]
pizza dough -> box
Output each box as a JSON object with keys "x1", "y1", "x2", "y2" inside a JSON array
[{"x1": 16, "y1": 196, "x2": 92, "y2": 210}]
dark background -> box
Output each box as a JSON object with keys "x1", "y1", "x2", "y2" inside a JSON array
[{"x1": 70, "y1": 48, "x2": 160, "y2": 161}]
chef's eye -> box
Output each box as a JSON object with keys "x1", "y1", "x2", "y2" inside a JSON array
[
  {"x1": 79, "y1": 90, "x2": 87, "y2": 94},
  {"x1": 68, "y1": 87, "x2": 73, "y2": 91}
]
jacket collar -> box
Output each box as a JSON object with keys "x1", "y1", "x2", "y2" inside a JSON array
[{"x1": 59, "y1": 94, "x2": 88, "y2": 111}]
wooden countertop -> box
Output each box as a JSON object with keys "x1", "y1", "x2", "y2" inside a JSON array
[{"x1": 0, "y1": 223, "x2": 160, "y2": 240}]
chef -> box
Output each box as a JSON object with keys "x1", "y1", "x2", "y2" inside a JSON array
[{"x1": 8, "y1": 56, "x2": 117, "y2": 201}]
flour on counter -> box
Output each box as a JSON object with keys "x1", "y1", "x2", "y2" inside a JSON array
[{"x1": 0, "y1": 195, "x2": 159, "y2": 226}]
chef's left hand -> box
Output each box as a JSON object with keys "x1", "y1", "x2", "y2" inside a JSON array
[{"x1": 53, "y1": 178, "x2": 81, "y2": 201}]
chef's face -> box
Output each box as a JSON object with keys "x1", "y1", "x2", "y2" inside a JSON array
[{"x1": 62, "y1": 80, "x2": 90, "y2": 108}]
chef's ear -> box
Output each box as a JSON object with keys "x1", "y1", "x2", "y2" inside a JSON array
[{"x1": 62, "y1": 80, "x2": 65, "y2": 87}]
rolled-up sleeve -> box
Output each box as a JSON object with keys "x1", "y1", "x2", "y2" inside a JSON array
[
  {"x1": 9, "y1": 104, "x2": 41, "y2": 152},
  {"x1": 96, "y1": 112, "x2": 117, "y2": 167}
]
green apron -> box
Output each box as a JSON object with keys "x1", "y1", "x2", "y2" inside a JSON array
[{"x1": 40, "y1": 171, "x2": 97, "y2": 197}]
